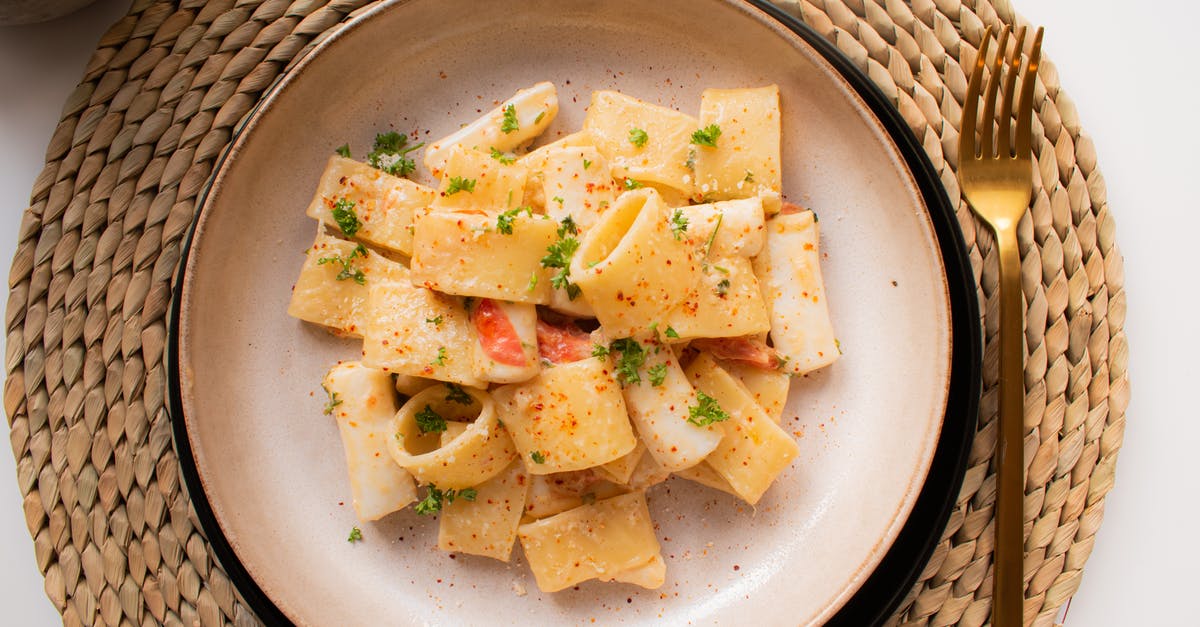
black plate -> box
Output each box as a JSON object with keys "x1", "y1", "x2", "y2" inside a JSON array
[{"x1": 167, "y1": 2, "x2": 982, "y2": 624}]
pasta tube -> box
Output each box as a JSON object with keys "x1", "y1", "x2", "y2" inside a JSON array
[
  {"x1": 286, "y1": 230, "x2": 373, "y2": 336},
  {"x1": 583, "y1": 90, "x2": 697, "y2": 196},
  {"x1": 752, "y1": 209, "x2": 839, "y2": 374},
  {"x1": 305, "y1": 155, "x2": 436, "y2": 256},
  {"x1": 693, "y1": 86, "x2": 782, "y2": 200},
  {"x1": 424, "y1": 82, "x2": 559, "y2": 177},
  {"x1": 438, "y1": 460, "x2": 530, "y2": 561},
  {"x1": 517, "y1": 491, "x2": 665, "y2": 592},
  {"x1": 387, "y1": 385, "x2": 516, "y2": 489},
  {"x1": 322, "y1": 362, "x2": 416, "y2": 521}
]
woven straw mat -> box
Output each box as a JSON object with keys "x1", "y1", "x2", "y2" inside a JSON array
[{"x1": 3, "y1": 0, "x2": 1129, "y2": 625}]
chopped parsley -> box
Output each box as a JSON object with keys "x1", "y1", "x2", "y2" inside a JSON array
[
  {"x1": 534, "y1": 110, "x2": 546, "y2": 124},
  {"x1": 335, "y1": 144, "x2": 351, "y2": 158},
  {"x1": 316, "y1": 243, "x2": 368, "y2": 285},
  {"x1": 628, "y1": 128, "x2": 648, "y2": 147},
  {"x1": 691, "y1": 124, "x2": 722, "y2": 147},
  {"x1": 665, "y1": 326, "x2": 680, "y2": 339},
  {"x1": 530, "y1": 451, "x2": 547, "y2": 464},
  {"x1": 489, "y1": 146, "x2": 516, "y2": 165},
  {"x1": 609, "y1": 338, "x2": 647, "y2": 387},
  {"x1": 347, "y1": 527, "x2": 363, "y2": 542},
  {"x1": 322, "y1": 388, "x2": 342, "y2": 415},
  {"x1": 714, "y1": 278, "x2": 731, "y2": 297},
  {"x1": 647, "y1": 363, "x2": 668, "y2": 387},
  {"x1": 496, "y1": 206, "x2": 532, "y2": 235},
  {"x1": 591, "y1": 344, "x2": 610, "y2": 358},
  {"x1": 623, "y1": 178, "x2": 643, "y2": 190},
  {"x1": 552, "y1": 196, "x2": 565, "y2": 206},
  {"x1": 685, "y1": 149, "x2": 697, "y2": 171},
  {"x1": 445, "y1": 176, "x2": 476, "y2": 195},
  {"x1": 330, "y1": 197, "x2": 361, "y2": 237},
  {"x1": 687, "y1": 391, "x2": 731, "y2": 426},
  {"x1": 415, "y1": 485, "x2": 478, "y2": 515},
  {"x1": 433, "y1": 347, "x2": 448, "y2": 366},
  {"x1": 415, "y1": 404, "x2": 448, "y2": 434},
  {"x1": 500, "y1": 104, "x2": 519, "y2": 133},
  {"x1": 527, "y1": 272, "x2": 538, "y2": 292},
  {"x1": 541, "y1": 217, "x2": 582, "y2": 300},
  {"x1": 704, "y1": 214, "x2": 724, "y2": 257},
  {"x1": 583, "y1": 158, "x2": 592, "y2": 170},
  {"x1": 744, "y1": 169, "x2": 754, "y2": 183},
  {"x1": 425, "y1": 315, "x2": 443, "y2": 326},
  {"x1": 367, "y1": 131, "x2": 423, "y2": 177},
  {"x1": 445, "y1": 383, "x2": 473, "y2": 405},
  {"x1": 670, "y1": 209, "x2": 689, "y2": 241}
]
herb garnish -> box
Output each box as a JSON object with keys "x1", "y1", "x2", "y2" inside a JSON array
[
  {"x1": 336, "y1": 144, "x2": 351, "y2": 158},
  {"x1": 583, "y1": 158, "x2": 592, "y2": 170},
  {"x1": 530, "y1": 451, "x2": 547, "y2": 464},
  {"x1": 623, "y1": 178, "x2": 643, "y2": 190},
  {"x1": 317, "y1": 243, "x2": 368, "y2": 285},
  {"x1": 323, "y1": 388, "x2": 342, "y2": 415},
  {"x1": 647, "y1": 363, "x2": 668, "y2": 387},
  {"x1": 415, "y1": 404, "x2": 448, "y2": 434},
  {"x1": 670, "y1": 209, "x2": 688, "y2": 241},
  {"x1": 445, "y1": 383, "x2": 473, "y2": 405},
  {"x1": 609, "y1": 338, "x2": 646, "y2": 387},
  {"x1": 426, "y1": 315, "x2": 443, "y2": 326},
  {"x1": 433, "y1": 347, "x2": 448, "y2": 366},
  {"x1": 490, "y1": 146, "x2": 516, "y2": 165},
  {"x1": 591, "y1": 344, "x2": 610, "y2": 358},
  {"x1": 415, "y1": 485, "x2": 478, "y2": 515},
  {"x1": 367, "y1": 131, "x2": 423, "y2": 177},
  {"x1": 665, "y1": 326, "x2": 680, "y2": 339},
  {"x1": 691, "y1": 124, "x2": 722, "y2": 147},
  {"x1": 629, "y1": 128, "x2": 649, "y2": 147},
  {"x1": 714, "y1": 279, "x2": 731, "y2": 297},
  {"x1": 496, "y1": 206, "x2": 532, "y2": 235},
  {"x1": 331, "y1": 197, "x2": 361, "y2": 237},
  {"x1": 347, "y1": 527, "x2": 363, "y2": 542},
  {"x1": 687, "y1": 391, "x2": 731, "y2": 426},
  {"x1": 501, "y1": 104, "x2": 519, "y2": 133},
  {"x1": 541, "y1": 217, "x2": 582, "y2": 300},
  {"x1": 445, "y1": 176, "x2": 476, "y2": 195}
]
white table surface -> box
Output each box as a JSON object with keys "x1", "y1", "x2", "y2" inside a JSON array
[{"x1": 1, "y1": 1, "x2": 1195, "y2": 624}]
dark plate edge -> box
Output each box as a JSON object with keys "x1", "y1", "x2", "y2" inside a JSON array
[
  {"x1": 745, "y1": 1, "x2": 984, "y2": 625},
  {"x1": 165, "y1": 3, "x2": 983, "y2": 626}
]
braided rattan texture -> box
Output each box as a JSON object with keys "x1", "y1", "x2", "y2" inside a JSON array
[{"x1": 4, "y1": 0, "x2": 1128, "y2": 625}]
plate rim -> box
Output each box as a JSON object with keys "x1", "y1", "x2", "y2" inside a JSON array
[{"x1": 165, "y1": 1, "x2": 982, "y2": 625}]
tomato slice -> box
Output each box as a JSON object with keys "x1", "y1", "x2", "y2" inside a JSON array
[
  {"x1": 472, "y1": 299, "x2": 527, "y2": 366},
  {"x1": 535, "y1": 319, "x2": 593, "y2": 364},
  {"x1": 691, "y1": 337, "x2": 782, "y2": 370},
  {"x1": 779, "y1": 201, "x2": 806, "y2": 215}
]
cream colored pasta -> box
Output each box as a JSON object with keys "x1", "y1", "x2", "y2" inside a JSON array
[
  {"x1": 596, "y1": 439, "x2": 645, "y2": 485},
  {"x1": 491, "y1": 358, "x2": 637, "y2": 474},
  {"x1": 409, "y1": 210, "x2": 557, "y2": 304},
  {"x1": 752, "y1": 209, "x2": 839, "y2": 374},
  {"x1": 664, "y1": 255, "x2": 770, "y2": 340},
  {"x1": 534, "y1": 145, "x2": 617, "y2": 232},
  {"x1": 618, "y1": 340, "x2": 722, "y2": 471},
  {"x1": 424, "y1": 82, "x2": 559, "y2": 177},
  {"x1": 693, "y1": 86, "x2": 782, "y2": 200},
  {"x1": 361, "y1": 255, "x2": 483, "y2": 386},
  {"x1": 684, "y1": 353, "x2": 799, "y2": 505},
  {"x1": 387, "y1": 385, "x2": 515, "y2": 489},
  {"x1": 679, "y1": 196, "x2": 767, "y2": 258},
  {"x1": 583, "y1": 90, "x2": 698, "y2": 196},
  {"x1": 430, "y1": 145, "x2": 528, "y2": 213},
  {"x1": 570, "y1": 188, "x2": 701, "y2": 337},
  {"x1": 322, "y1": 362, "x2": 416, "y2": 521},
  {"x1": 523, "y1": 471, "x2": 627, "y2": 520},
  {"x1": 287, "y1": 230, "x2": 373, "y2": 336},
  {"x1": 306, "y1": 155, "x2": 436, "y2": 256},
  {"x1": 720, "y1": 359, "x2": 790, "y2": 424},
  {"x1": 437, "y1": 460, "x2": 530, "y2": 561},
  {"x1": 517, "y1": 491, "x2": 664, "y2": 592},
  {"x1": 673, "y1": 461, "x2": 739, "y2": 498}
]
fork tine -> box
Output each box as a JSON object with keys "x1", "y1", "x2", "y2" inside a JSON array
[
  {"x1": 996, "y1": 27, "x2": 1026, "y2": 158},
  {"x1": 979, "y1": 26, "x2": 1010, "y2": 158},
  {"x1": 1015, "y1": 27, "x2": 1044, "y2": 158},
  {"x1": 960, "y1": 26, "x2": 992, "y2": 161}
]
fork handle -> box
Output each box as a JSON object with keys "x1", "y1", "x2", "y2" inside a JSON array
[{"x1": 993, "y1": 226, "x2": 1025, "y2": 626}]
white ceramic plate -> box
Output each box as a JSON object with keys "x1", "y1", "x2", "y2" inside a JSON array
[{"x1": 170, "y1": 1, "x2": 981, "y2": 625}]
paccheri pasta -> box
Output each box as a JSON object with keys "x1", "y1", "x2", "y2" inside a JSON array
[{"x1": 288, "y1": 82, "x2": 840, "y2": 593}]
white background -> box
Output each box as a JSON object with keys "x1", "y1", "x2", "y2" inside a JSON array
[{"x1": 0, "y1": 0, "x2": 1195, "y2": 624}]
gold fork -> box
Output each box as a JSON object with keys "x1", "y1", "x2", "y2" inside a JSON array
[{"x1": 958, "y1": 24, "x2": 1043, "y2": 627}]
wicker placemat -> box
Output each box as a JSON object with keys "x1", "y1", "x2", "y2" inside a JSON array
[{"x1": 4, "y1": 0, "x2": 1128, "y2": 625}]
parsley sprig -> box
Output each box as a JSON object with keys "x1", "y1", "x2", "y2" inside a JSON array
[
  {"x1": 647, "y1": 363, "x2": 668, "y2": 387},
  {"x1": 322, "y1": 387, "x2": 342, "y2": 415},
  {"x1": 331, "y1": 197, "x2": 361, "y2": 237},
  {"x1": 415, "y1": 485, "x2": 478, "y2": 515},
  {"x1": 496, "y1": 206, "x2": 532, "y2": 235},
  {"x1": 317, "y1": 243, "x2": 368, "y2": 285},
  {"x1": 541, "y1": 217, "x2": 582, "y2": 300},
  {"x1": 367, "y1": 131, "x2": 423, "y2": 177},
  {"x1": 670, "y1": 209, "x2": 688, "y2": 241},
  {"x1": 530, "y1": 451, "x2": 547, "y2": 464},
  {"x1": 500, "y1": 104, "x2": 519, "y2": 134},
  {"x1": 608, "y1": 338, "x2": 647, "y2": 387},
  {"x1": 691, "y1": 124, "x2": 722, "y2": 147},
  {"x1": 347, "y1": 527, "x2": 363, "y2": 542},
  {"x1": 629, "y1": 128, "x2": 648, "y2": 147},
  {"x1": 687, "y1": 391, "x2": 731, "y2": 426},
  {"x1": 445, "y1": 176, "x2": 476, "y2": 196},
  {"x1": 489, "y1": 146, "x2": 516, "y2": 165},
  {"x1": 415, "y1": 404, "x2": 447, "y2": 434},
  {"x1": 444, "y1": 383, "x2": 473, "y2": 405}
]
